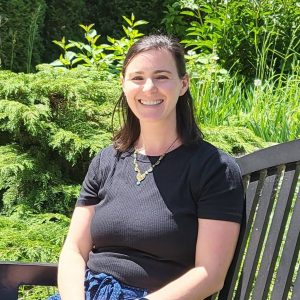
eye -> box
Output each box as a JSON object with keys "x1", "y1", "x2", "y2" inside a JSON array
[
  {"x1": 131, "y1": 76, "x2": 144, "y2": 81},
  {"x1": 156, "y1": 75, "x2": 169, "y2": 80}
]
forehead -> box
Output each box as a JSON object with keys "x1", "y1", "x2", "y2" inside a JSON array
[{"x1": 125, "y1": 49, "x2": 177, "y2": 73}]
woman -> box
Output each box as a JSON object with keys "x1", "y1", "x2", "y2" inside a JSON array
[{"x1": 52, "y1": 35, "x2": 244, "y2": 300}]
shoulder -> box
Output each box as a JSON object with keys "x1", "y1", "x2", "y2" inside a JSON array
[
  {"x1": 189, "y1": 139, "x2": 238, "y2": 168},
  {"x1": 188, "y1": 139, "x2": 242, "y2": 186},
  {"x1": 91, "y1": 144, "x2": 117, "y2": 164},
  {"x1": 189, "y1": 141, "x2": 244, "y2": 223},
  {"x1": 88, "y1": 144, "x2": 118, "y2": 175},
  {"x1": 90, "y1": 144, "x2": 134, "y2": 174}
]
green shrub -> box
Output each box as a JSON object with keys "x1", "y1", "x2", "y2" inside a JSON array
[
  {"x1": 161, "y1": 0, "x2": 195, "y2": 39},
  {"x1": 0, "y1": 143, "x2": 82, "y2": 215},
  {"x1": 0, "y1": 68, "x2": 119, "y2": 215},
  {"x1": 0, "y1": 213, "x2": 68, "y2": 261},
  {"x1": 203, "y1": 126, "x2": 269, "y2": 156},
  {"x1": 50, "y1": 15, "x2": 148, "y2": 74},
  {"x1": 0, "y1": 214, "x2": 64, "y2": 299}
]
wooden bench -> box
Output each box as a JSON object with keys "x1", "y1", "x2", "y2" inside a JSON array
[{"x1": 1, "y1": 139, "x2": 299, "y2": 300}]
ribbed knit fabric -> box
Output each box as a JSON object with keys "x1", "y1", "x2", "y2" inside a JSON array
[{"x1": 76, "y1": 140, "x2": 244, "y2": 292}]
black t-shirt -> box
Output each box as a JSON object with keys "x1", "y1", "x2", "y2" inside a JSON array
[{"x1": 76, "y1": 140, "x2": 244, "y2": 292}]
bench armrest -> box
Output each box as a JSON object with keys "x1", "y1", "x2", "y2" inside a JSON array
[{"x1": 0, "y1": 261, "x2": 57, "y2": 300}]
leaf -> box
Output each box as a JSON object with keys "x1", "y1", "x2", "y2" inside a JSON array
[
  {"x1": 122, "y1": 25, "x2": 129, "y2": 36},
  {"x1": 131, "y1": 13, "x2": 135, "y2": 22},
  {"x1": 87, "y1": 29, "x2": 97, "y2": 38},
  {"x1": 122, "y1": 15, "x2": 132, "y2": 26},
  {"x1": 86, "y1": 24, "x2": 95, "y2": 31},
  {"x1": 133, "y1": 20, "x2": 149, "y2": 27},
  {"x1": 71, "y1": 57, "x2": 84, "y2": 65},
  {"x1": 68, "y1": 41, "x2": 84, "y2": 50},
  {"x1": 82, "y1": 45, "x2": 92, "y2": 53},
  {"x1": 107, "y1": 36, "x2": 115, "y2": 44},
  {"x1": 49, "y1": 60, "x2": 64, "y2": 67},
  {"x1": 79, "y1": 24, "x2": 88, "y2": 31},
  {"x1": 93, "y1": 35, "x2": 100, "y2": 44},
  {"x1": 52, "y1": 40, "x2": 65, "y2": 49},
  {"x1": 65, "y1": 51, "x2": 77, "y2": 61},
  {"x1": 181, "y1": 10, "x2": 196, "y2": 17}
]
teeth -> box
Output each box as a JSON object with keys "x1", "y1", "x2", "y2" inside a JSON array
[{"x1": 139, "y1": 99, "x2": 163, "y2": 106}]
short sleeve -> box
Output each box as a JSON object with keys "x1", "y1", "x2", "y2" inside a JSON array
[
  {"x1": 76, "y1": 151, "x2": 102, "y2": 206},
  {"x1": 194, "y1": 151, "x2": 245, "y2": 223}
]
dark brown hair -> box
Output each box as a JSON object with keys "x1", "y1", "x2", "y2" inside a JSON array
[{"x1": 112, "y1": 35, "x2": 203, "y2": 152}]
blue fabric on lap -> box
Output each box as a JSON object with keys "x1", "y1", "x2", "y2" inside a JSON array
[{"x1": 47, "y1": 269, "x2": 148, "y2": 300}]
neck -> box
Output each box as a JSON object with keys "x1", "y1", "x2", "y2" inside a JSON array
[{"x1": 136, "y1": 122, "x2": 180, "y2": 156}]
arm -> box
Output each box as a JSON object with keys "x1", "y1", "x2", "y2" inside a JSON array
[
  {"x1": 58, "y1": 205, "x2": 95, "y2": 300},
  {"x1": 146, "y1": 218, "x2": 240, "y2": 300}
]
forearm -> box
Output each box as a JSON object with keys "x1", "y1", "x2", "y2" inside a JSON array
[
  {"x1": 146, "y1": 267, "x2": 223, "y2": 300},
  {"x1": 57, "y1": 248, "x2": 87, "y2": 300}
]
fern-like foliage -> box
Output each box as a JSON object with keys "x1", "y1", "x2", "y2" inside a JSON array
[
  {"x1": 0, "y1": 144, "x2": 81, "y2": 215},
  {"x1": 0, "y1": 67, "x2": 121, "y2": 214},
  {"x1": 0, "y1": 99, "x2": 51, "y2": 137},
  {"x1": 203, "y1": 126, "x2": 269, "y2": 156},
  {"x1": 0, "y1": 68, "x2": 119, "y2": 159},
  {"x1": 0, "y1": 213, "x2": 69, "y2": 262}
]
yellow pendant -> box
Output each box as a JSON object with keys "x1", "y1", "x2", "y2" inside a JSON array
[{"x1": 136, "y1": 172, "x2": 146, "y2": 182}]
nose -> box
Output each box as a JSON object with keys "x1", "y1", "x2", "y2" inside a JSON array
[{"x1": 143, "y1": 78, "x2": 157, "y2": 92}]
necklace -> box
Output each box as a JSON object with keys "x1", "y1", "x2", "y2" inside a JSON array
[{"x1": 133, "y1": 137, "x2": 179, "y2": 185}]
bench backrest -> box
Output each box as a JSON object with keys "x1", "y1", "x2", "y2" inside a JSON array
[
  {"x1": 0, "y1": 139, "x2": 299, "y2": 300},
  {"x1": 218, "y1": 139, "x2": 300, "y2": 300},
  {"x1": 0, "y1": 262, "x2": 57, "y2": 299}
]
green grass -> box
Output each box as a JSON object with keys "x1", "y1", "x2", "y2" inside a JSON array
[
  {"x1": 187, "y1": 34, "x2": 300, "y2": 144},
  {"x1": 190, "y1": 72, "x2": 300, "y2": 143}
]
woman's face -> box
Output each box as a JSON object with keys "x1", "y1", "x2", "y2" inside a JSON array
[{"x1": 122, "y1": 49, "x2": 188, "y2": 127}]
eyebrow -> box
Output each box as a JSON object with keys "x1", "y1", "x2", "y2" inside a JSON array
[{"x1": 128, "y1": 70, "x2": 172, "y2": 75}]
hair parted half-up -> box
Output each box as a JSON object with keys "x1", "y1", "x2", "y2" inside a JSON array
[{"x1": 112, "y1": 35, "x2": 203, "y2": 152}]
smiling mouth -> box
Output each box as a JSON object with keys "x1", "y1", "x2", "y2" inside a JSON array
[{"x1": 138, "y1": 99, "x2": 163, "y2": 106}]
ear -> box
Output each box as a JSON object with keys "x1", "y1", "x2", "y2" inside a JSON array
[{"x1": 179, "y1": 74, "x2": 189, "y2": 96}]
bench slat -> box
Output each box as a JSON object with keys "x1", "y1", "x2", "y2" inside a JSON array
[
  {"x1": 237, "y1": 139, "x2": 300, "y2": 176},
  {"x1": 219, "y1": 173, "x2": 263, "y2": 299},
  {"x1": 271, "y1": 188, "x2": 300, "y2": 299},
  {"x1": 291, "y1": 259, "x2": 300, "y2": 300},
  {"x1": 239, "y1": 171, "x2": 280, "y2": 299},
  {"x1": 252, "y1": 166, "x2": 300, "y2": 299}
]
